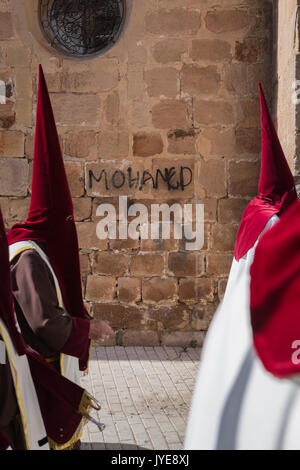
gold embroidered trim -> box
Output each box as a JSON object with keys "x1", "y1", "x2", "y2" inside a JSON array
[{"x1": 48, "y1": 391, "x2": 95, "y2": 451}]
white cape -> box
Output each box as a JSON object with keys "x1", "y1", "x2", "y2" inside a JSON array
[{"x1": 185, "y1": 215, "x2": 300, "y2": 450}]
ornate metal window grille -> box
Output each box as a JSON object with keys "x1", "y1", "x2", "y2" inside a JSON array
[{"x1": 39, "y1": 0, "x2": 126, "y2": 57}]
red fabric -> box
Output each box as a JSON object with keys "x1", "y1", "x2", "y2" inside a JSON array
[
  {"x1": 61, "y1": 317, "x2": 90, "y2": 359},
  {"x1": 0, "y1": 429, "x2": 10, "y2": 450},
  {"x1": 250, "y1": 199, "x2": 300, "y2": 378},
  {"x1": 7, "y1": 65, "x2": 90, "y2": 370},
  {"x1": 0, "y1": 208, "x2": 89, "y2": 446},
  {"x1": 27, "y1": 350, "x2": 84, "y2": 446},
  {"x1": 234, "y1": 83, "x2": 297, "y2": 261}
]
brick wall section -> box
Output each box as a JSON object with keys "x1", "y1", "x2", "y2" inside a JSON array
[{"x1": 0, "y1": 0, "x2": 273, "y2": 346}]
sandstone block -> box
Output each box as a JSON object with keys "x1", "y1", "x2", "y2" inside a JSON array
[
  {"x1": 86, "y1": 275, "x2": 116, "y2": 302},
  {"x1": 133, "y1": 133, "x2": 163, "y2": 157},
  {"x1": 130, "y1": 253, "x2": 165, "y2": 276},
  {"x1": 93, "y1": 251, "x2": 129, "y2": 276},
  {"x1": 118, "y1": 277, "x2": 141, "y2": 303},
  {"x1": 182, "y1": 65, "x2": 220, "y2": 96},
  {"x1": 0, "y1": 131, "x2": 24, "y2": 157},
  {"x1": 142, "y1": 277, "x2": 177, "y2": 304}
]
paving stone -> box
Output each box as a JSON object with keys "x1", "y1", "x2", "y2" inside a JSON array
[{"x1": 80, "y1": 346, "x2": 200, "y2": 450}]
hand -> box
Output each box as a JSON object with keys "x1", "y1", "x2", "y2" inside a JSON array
[{"x1": 89, "y1": 320, "x2": 114, "y2": 341}]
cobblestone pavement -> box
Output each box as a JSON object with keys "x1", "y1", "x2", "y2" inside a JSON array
[{"x1": 80, "y1": 346, "x2": 201, "y2": 450}]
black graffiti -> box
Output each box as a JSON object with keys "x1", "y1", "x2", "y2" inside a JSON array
[{"x1": 88, "y1": 166, "x2": 193, "y2": 192}]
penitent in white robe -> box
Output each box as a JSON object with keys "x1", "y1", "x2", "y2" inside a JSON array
[{"x1": 185, "y1": 215, "x2": 300, "y2": 450}]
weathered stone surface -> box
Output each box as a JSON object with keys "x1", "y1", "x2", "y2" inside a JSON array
[
  {"x1": 235, "y1": 128, "x2": 261, "y2": 154},
  {"x1": 0, "y1": 13, "x2": 14, "y2": 40},
  {"x1": 218, "y1": 198, "x2": 249, "y2": 224},
  {"x1": 153, "y1": 39, "x2": 187, "y2": 63},
  {"x1": 5, "y1": 45, "x2": 30, "y2": 67},
  {"x1": 79, "y1": 252, "x2": 91, "y2": 274},
  {"x1": 93, "y1": 252, "x2": 129, "y2": 276},
  {"x1": 50, "y1": 94, "x2": 101, "y2": 125},
  {"x1": 224, "y1": 63, "x2": 248, "y2": 95},
  {"x1": 93, "y1": 303, "x2": 146, "y2": 329},
  {"x1": 76, "y1": 222, "x2": 107, "y2": 250},
  {"x1": 0, "y1": 131, "x2": 24, "y2": 157},
  {"x1": 168, "y1": 252, "x2": 197, "y2": 277},
  {"x1": 218, "y1": 279, "x2": 228, "y2": 301},
  {"x1": 73, "y1": 197, "x2": 92, "y2": 222},
  {"x1": 152, "y1": 100, "x2": 190, "y2": 130},
  {"x1": 0, "y1": 159, "x2": 28, "y2": 196},
  {"x1": 105, "y1": 92, "x2": 120, "y2": 125},
  {"x1": 86, "y1": 275, "x2": 116, "y2": 302},
  {"x1": 198, "y1": 159, "x2": 226, "y2": 198},
  {"x1": 0, "y1": 102, "x2": 15, "y2": 128},
  {"x1": 212, "y1": 224, "x2": 239, "y2": 252},
  {"x1": 182, "y1": 65, "x2": 220, "y2": 96},
  {"x1": 99, "y1": 132, "x2": 129, "y2": 159},
  {"x1": 228, "y1": 161, "x2": 259, "y2": 197},
  {"x1": 190, "y1": 39, "x2": 231, "y2": 61},
  {"x1": 148, "y1": 305, "x2": 190, "y2": 330},
  {"x1": 161, "y1": 331, "x2": 205, "y2": 347},
  {"x1": 205, "y1": 8, "x2": 249, "y2": 33},
  {"x1": 235, "y1": 38, "x2": 269, "y2": 63},
  {"x1": 9, "y1": 196, "x2": 28, "y2": 219},
  {"x1": 190, "y1": 304, "x2": 215, "y2": 330},
  {"x1": 118, "y1": 277, "x2": 141, "y2": 303},
  {"x1": 237, "y1": 100, "x2": 260, "y2": 129},
  {"x1": 64, "y1": 131, "x2": 98, "y2": 159},
  {"x1": 145, "y1": 8, "x2": 201, "y2": 35},
  {"x1": 110, "y1": 238, "x2": 139, "y2": 251},
  {"x1": 194, "y1": 99, "x2": 234, "y2": 125},
  {"x1": 206, "y1": 254, "x2": 233, "y2": 276},
  {"x1": 15, "y1": 99, "x2": 32, "y2": 127},
  {"x1": 64, "y1": 161, "x2": 84, "y2": 197},
  {"x1": 133, "y1": 133, "x2": 163, "y2": 157},
  {"x1": 142, "y1": 277, "x2": 177, "y2": 304},
  {"x1": 167, "y1": 129, "x2": 197, "y2": 155},
  {"x1": 62, "y1": 62, "x2": 119, "y2": 92},
  {"x1": 145, "y1": 67, "x2": 179, "y2": 98},
  {"x1": 179, "y1": 278, "x2": 214, "y2": 303},
  {"x1": 121, "y1": 330, "x2": 160, "y2": 346},
  {"x1": 130, "y1": 253, "x2": 165, "y2": 276},
  {"x1": 197, "y1": 128, "x2": 235, "y2": 157}
]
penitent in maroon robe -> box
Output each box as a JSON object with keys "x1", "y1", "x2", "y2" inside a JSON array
[{"x1": 7, "y1": 65, "x2": 92, "y2": 375}]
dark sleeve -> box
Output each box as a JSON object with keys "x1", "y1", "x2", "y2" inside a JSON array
[{"x1": 11, "y1": 250, "x2": 90, "y2": 359}]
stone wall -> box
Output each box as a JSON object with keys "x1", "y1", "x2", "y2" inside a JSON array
[
  {"x1": 0, "y1": 0, "x2": 273, "y2": 346},
  {"x1": 274, "y1": 0, "x2": 299, "y2": 174}
]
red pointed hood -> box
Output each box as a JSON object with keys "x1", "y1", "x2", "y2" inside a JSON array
[
  {"x1": 234, "y1": 83, "x2": 297, "y2": 260},
  {"x1": 7, "y1": 65, "x2": 89, "y2": 370},
  {"x1": 250, "y1": 199, "x2": 300, "y2": 378},
  {"x1": 28, "y1": 64, "x2": 73, "y2": 220}
]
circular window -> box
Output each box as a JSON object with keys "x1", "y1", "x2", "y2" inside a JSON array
[{"x1": 39, "y1": 0, "x2": 126, "y2": 57}]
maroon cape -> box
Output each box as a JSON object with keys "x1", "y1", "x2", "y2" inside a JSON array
[{"x1": 0, "y1": 429, "x2": 11, "y2": 450}]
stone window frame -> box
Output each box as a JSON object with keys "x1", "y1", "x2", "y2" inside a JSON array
[{"x1": 21, "y1": 0, "x2": 133, "y2": 60}]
